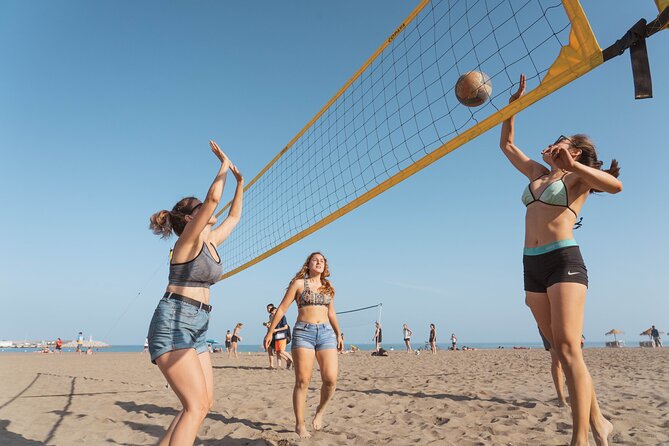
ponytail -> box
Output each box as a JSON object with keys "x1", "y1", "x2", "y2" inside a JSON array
[{"x1": 148, "y1": 196, "x2": 201, "y2": 238}]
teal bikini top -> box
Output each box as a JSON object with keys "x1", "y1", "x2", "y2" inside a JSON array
[{"x1": 522, "y1": 172, "x2": 578, "y2": 218}]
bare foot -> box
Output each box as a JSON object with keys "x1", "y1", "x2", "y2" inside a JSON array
[
  {"x1": 295, "y1": 424, "x2": 311, "y2": 439},
  {"x1": 312, "y1": 406, "x2": 325, "y2": 431},
  {"x1": 592, "y1": 416, "x2": 613, "y2": 446}
]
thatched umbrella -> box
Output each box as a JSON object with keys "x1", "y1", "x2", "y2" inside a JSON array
[{"x1": 605, "y1": 329, "x2": 623, "y2": 342}]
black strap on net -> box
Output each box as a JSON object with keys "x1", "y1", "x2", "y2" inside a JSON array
[{"x1": 602, "y1": 6, "x2": 669, "y2": 99}]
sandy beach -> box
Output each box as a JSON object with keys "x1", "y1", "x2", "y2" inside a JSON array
[{"x1": 1, "y1": 348, "x2": 667, "y2": 445}]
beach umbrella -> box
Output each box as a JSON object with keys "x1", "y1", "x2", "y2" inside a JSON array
[
  {"x1": 206, "y1": 339, "x2": 219, "y2": 344},
  {"x1": 640, "y1": 328, "x2": 653, "y2": 336},
  {"x1": 605, "y1": 329, "x2": 623, "y2": 342}
]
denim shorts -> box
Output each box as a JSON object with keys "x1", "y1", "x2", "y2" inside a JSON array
[
  {"x1": 147, "y1": 296, "x2": 210, "y2": 364},
  {"x1": 291, "y1": 321, "x2": 337, "y2": 351}
]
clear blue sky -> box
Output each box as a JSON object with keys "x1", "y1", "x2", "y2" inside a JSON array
[{"x1": 1, "y1": 1, "x2": 667, "y2": 346}]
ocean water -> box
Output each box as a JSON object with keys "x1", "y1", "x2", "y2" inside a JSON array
[{"x1": 0, "y1": 341, "x2": 613, "y2": 353}]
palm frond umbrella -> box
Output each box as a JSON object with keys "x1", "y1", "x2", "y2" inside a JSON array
[
  {"x1": 640, "y1": 328, "x2": 653, "y2": 337},
  {"x1": 605, "y1": 329, "x2": 624, "y2": 342}
]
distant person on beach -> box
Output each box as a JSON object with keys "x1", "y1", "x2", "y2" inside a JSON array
[
  {"x1": 143, "y1": 338, "x2": 149, "y2": 354},
  {"x1": 264, "y1": 305, "x2": 277, "y2": 368},
  {"x1": 264, "y1": 252, "x2": 343, "y2": 439},
  {"x1": 538, "y1": 326, "x2": 568, "y2": 407},
  {"x1": 339, "y1": 333, "x2": 345, "y2": 353},
  {"x1": 651, "y1": 325, "x2": 662, "y2": 348},
  {"x1": 501, "y1": 75, "x2": 619, "y2": 445},
  {"x1": 55, "y1": 338, "x2": 63, "y2": 353},
  {"x1": 403, "y1": 324, "x2": 413, "y2": 352},
  {"x1": 429, "y1": 324, "x2": 437, "y2": 354},
  {"x1": 373, "y1": 321, "x2": 382, "y2": 352},
  {"x1": 146, "y1": 140, "x2": 244, "y2": 446},
  {"x1": 450, "y1": 333, "x2": 457, "y2": 350},
  {"x1": 225, "y1": 330, "x2": 232, "y2": 357},
  {"x1": 76, "y1": 332, "x2": 83, "y2": 354},
  {"x1": 269, "y1": 304, "x2": 293, "y2": 369},
  {"x1": 230, "y1": 323, "x2": 243, "y2": 359}
]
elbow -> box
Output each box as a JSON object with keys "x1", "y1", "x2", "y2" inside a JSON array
[
  {"x1": 206, "y1": 195, "x2": 221, "y2": 205},
  {"x1": 609, "y1": 180, "x2": 623, "y2": 194}
]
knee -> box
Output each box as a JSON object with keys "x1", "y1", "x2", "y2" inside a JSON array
[
  {"x1": 553, "y1": 339, "x2": 581, "y2": 365},
  {"x1": 321, "y1": 376, "x2": 337, "y2": 390},
  {"x1": 295, "y1": 376, "x2": 310, "y2": 390},
  {"x1": 185, "y1": 399, "x2": 210, "y2": 419}
]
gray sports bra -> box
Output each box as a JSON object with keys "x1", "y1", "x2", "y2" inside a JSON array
[{"x1": 168, "y1": 242, "x2": 222, "y2": 288}]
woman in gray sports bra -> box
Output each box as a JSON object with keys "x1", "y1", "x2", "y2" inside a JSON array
[
  {"x1": 263, "y1": 252, "x2": 343, "y2": 439},
  {"x1": 501, "y1": 75, "x2": 621, "y2": 446},
  {"x1": 147, "y1": 140, "x2": 243, "y2": 446}
]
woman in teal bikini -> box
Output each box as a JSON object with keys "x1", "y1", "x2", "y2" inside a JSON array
[{"x1": 501, "y1": 75, "x2": 621, "y2": 446}]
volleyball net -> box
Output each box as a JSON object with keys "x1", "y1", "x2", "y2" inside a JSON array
[
  {"x1": 336, "y1": 303, "x2": 383, "y2": 343},
  {"x1": 217, "y1": 0, "x2": 667, "y2": 279}
]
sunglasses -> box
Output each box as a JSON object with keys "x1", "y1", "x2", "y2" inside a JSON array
[
  {"x1": 552, "y1": 135, "x2": 583, "y2": 150},
  {"x1": 189, "y1": 202, "x2": 203, "y2": 214}
]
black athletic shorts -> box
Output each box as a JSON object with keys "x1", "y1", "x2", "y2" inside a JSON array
[{"x1": 523, "y1": 246, "x2": 588, "y2": 293}]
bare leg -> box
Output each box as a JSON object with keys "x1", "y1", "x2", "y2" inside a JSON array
[
  {"x1": 155, "y1": 349, "x2": 211, "y2": 445},
  {"x1": 312, "y1": 348, "x2": 338, "y2": 431},
  {"x1": 267, "y1": 348, "x2": 275, "y2": 369},
  {"x1": 280, "y1": 350, "x2": 293, "y2": 369},
  {"x1": 549, "y1": 349, "x2": 568, "y2": 406},
  {"x1": 292, "y1": 348, "x2": 315, "y2": 439},
  {"x1": 527, "y1": 285, "x2": 612, "y2": 446}
]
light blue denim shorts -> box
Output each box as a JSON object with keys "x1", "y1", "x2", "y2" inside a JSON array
[
  {"x1": 147, "y1": 296, "x2": 210, "y2": 364},
  {"x1": 291, "y1": 321, "x2": 337, "y2": 351}
]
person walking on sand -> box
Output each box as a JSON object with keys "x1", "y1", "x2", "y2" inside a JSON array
[
  {"x1": 264, "y1": 306, "x2": 277, "y2": 368},
  {"x1": 651, "y1": 325, "x2": 663, "y2": 348},
  {"x1": 55, "y1": 338, "x2": 63, "y2": 353},
  {"x1": 76, "y1": 331, "x2": 84, "y2": 354},
  {"x1": 146, "y1": 140, "x2": 244, "y2": 446},
  {"x1": 225, "y1": 330, "x2": 232, "y2": 357},
  {"x1": 373, "y1": 321, "x2": 382, "y2": 352},
  {"x1": 450, "y1": 333, "x2": 457, "y2": 351},
  {"x1": 230, "y1": 323, "x2": 243, "y2": 359},
  {"x1": 501, "y1": 74, "x2": 619, "y2": 445},
  {"x1": 429, "y1": 324, "x2": 437, "y2": 354},
  {"x1": 264, "y1": 252, "x2": 343, "y2": 439},
  {"x1": 143, "y1": 338, "x2": 149, "y2": 354},
  {"x1": 539, "y1": 327, "x2": 568, "y2": 407},
  {"x1": 269, "y1": 304, "x2": 294, "y2": 369},
  {"x1": 402, "y1": 324, "x2": 413, "y2": 352}
]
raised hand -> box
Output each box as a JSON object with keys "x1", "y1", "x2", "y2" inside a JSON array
[
  {"x1": 509, "y1": 74, "x2": 526, "y2": 103},
  {"x1": 548, "y1": 146, "x2": 577, "y2": 171},
  {"x1": 210, "y1": 140, "x2": 231, "y2": 172},
  {"x1": 230, "y1": 164, "x2": 244, "y2": 183}
]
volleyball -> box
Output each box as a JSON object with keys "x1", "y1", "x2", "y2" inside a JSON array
[{"x1": 455, "y1": 71, "x2": 492, "y2": 107}]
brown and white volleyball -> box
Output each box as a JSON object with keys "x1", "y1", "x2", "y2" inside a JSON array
[{"x1": 455, "y1": 71, "x2": 492, "y2": 107}]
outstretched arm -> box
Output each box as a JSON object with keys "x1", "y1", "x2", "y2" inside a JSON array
[
  {"x1": 327, "y1": 295, "x2": 343, "y2": 351},
  {"x1": 211, "y1": 164, "x2": 244, "y2": 246},
  {"x1": 179, "y1": 141, "x2": 230, "y2": 245},
  {"x1": 263, "y1": 281, "x2": 298, "y2": 350},
  {"x1": 499, "y1": 74, "x2": 546, "y2": 180}
]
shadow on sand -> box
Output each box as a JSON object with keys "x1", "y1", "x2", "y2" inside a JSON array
[
  {"x1": 0, "y1": 420, "x2": 44, "y2": 446},
  {"x1": 338, "y1": 387, "x2": 537, "y2": 409},
  {"x1": 115, "y1": 400, "x2": 283, "y2": 443}
]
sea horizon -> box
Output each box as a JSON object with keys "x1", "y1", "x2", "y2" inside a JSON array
[{"x1": 0, "y1": 340, "x2": 644, "y2": 353}]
